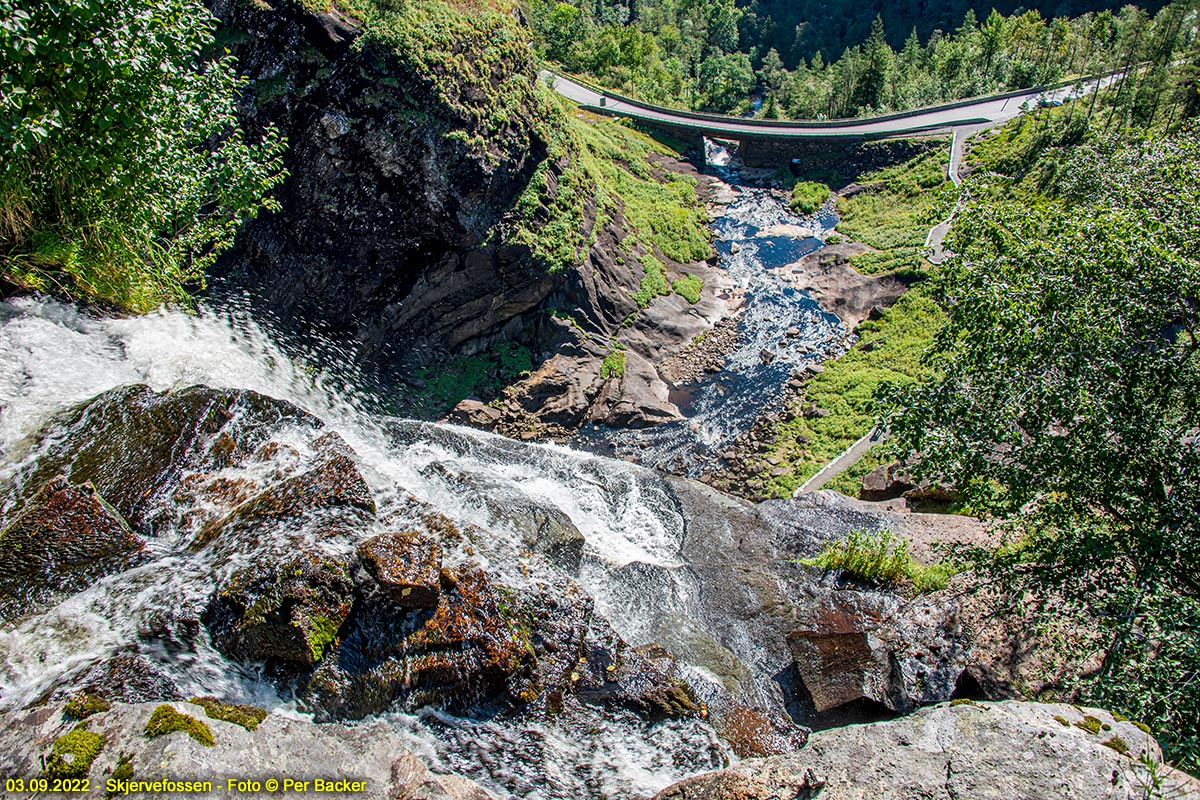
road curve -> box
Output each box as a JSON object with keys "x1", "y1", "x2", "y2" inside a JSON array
[{"x1": 545, "y1": 70, "x2": 1112, "y2": 142}]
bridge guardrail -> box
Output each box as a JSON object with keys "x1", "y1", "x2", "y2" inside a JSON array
[{"x1": 546, "y1": 66, "x2": 1116, "y2": 132}]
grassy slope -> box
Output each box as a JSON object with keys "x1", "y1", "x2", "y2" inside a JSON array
[{"x1": 754, "y1": 103, "x2": 1116, "y2": 499}]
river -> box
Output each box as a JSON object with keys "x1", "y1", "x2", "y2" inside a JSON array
[{"x1": 573, "y1": 141, "x2": 846, "y2": 475}]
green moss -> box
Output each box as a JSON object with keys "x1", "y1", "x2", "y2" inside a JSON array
[
  {"x1": 304, "y1": 614, "x2": 340, "y2": 663},
  {"x1": 105, "y1": 752, "x2": 134, "y2": 798},
  {"x1": 1134, "y1": 721, "x2": 1152, "y2": 735},
  {"x1": 144, "y1": 705, "x2": 214, "y2": 747},
  {"x1": 189, "y1": 696, "x2": 268, "y2": 732},
  {"x1": 672, "y1": 273, "x2": 703, "y2": 304},
  {"x1": 949, "y1": 698, "x2": 977, "y2": 708},
  {"x1": 63, "y1": 693, "x2": 111, "y2": 721},
  {"x1": 633, "y1": 254, "x2": 670, "y2": 308},
  {"x1": 790, "y1": 181, "x2": 830, "y2": 215},
  {"x1": 1075, "y1": 715, "x2": 1103, "y2": 735},
  {"x1": 1103, "y1": 736, "x2": 1130, "y2": 755},
  {"x1": 1054, "y1": 715, "x2": 1071, "y2": 727},
  {"x1": 44, "y1": 724, "x2": 105, "y2": 778}
]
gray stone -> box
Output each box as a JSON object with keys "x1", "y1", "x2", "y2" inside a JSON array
[
  {"x1": 653, "y1": 701, "x2": 1200, "y2": 800},
  {"x1": 0, "y1": 700, "x2": 496, "y2": 799}
]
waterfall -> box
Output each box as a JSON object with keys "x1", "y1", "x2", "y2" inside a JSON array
[{"x1": 0, "y1": 296, "x2": 752, "y2": 798}]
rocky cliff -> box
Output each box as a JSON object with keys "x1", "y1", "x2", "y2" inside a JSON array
[
  {"x1": 207, "y1": 0, "x2": 722, "y2": 436},
  {"x1": 208, "y1": 0, "x2": 558, "y2": 366}
]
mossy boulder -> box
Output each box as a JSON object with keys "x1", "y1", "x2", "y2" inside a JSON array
[
  {"x1": 3, "y1": 385, "x2": 315, "y2": 534},
  {"x1": 0, "y1": 476, "x2": 147, "y2": 622},
  {"x1": 202, "y1": 550, "x2": 355, "y2": 670},
  {"x1": 357, "y1": 531, "x2": 442, "y2": 609},
  {"x1": 44, "y1": 723, "x2": 105, "y2": 778},
  {"x1": 300, "y1": 566, "x2": 531, "y2": 719}
]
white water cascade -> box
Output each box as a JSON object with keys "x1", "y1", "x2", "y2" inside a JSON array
[{"x1": 0, "y1": 296, "x2": 750, "y2": 798}]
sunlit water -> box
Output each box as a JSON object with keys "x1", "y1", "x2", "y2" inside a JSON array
[
  {"x1": 574, "y1": 141, "x2": 845, "y2": 474},
  {"x1": 0, "y1": 296, "x2": 738, "y2": 798}
]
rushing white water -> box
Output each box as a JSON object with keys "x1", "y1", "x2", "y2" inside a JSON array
[{"x1": 0, "y1": 296, "x2": 733, "y2": 798}]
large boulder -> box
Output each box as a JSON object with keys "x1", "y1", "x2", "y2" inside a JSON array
[
  {"x1": 785, "y1": 588, "x2": 967, "y2": 720},
  {"x1": 300, "y1": 566, "x2": 531, "y2": 719},
  {"x1": 0, "y1": 699, "x2": 496, "y2": 800},
  {"x1": 202, "y1": 550, "x2": 356, "y2": 671},
  {"x1": 2, "y1": 385, "x2": 316, "y2": 534},
  {"x1": 357, "y1": 531, "x2": 442, "y2": 609},
  {"x1": 652, "y1": 701, "x2": 1200, "y2": 800},
  {"x1": 193, "y1": 432, "x2": 375, "y2": 550},
  {"x1": 0, "y1": 476, "x2": 147, "y2": 622}
]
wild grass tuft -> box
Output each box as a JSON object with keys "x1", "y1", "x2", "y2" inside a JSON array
[{"x1": 802, "y1": 528, "x2": 956, "y2": 594}]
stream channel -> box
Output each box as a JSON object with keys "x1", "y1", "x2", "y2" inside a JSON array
[{"x1": 574, "y1": 141, "x2": 847, "y2": 475}]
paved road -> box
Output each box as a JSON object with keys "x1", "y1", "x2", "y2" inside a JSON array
[
  {"x1": 795, "y1": 427, "x2": 886, "y2": 495},
  {"x1": 546, "y1": 71, "x2": 1110, "y2": 142}
]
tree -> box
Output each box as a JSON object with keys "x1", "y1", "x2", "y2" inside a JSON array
[
  {"x1": 880, "y1": 131, "x2": 1200, "y2": 770},
  {"x1": 0, "y1": 0, "x2": 285, "y2": 311},
  {"x1": 759, "y1": 46, "x2": 787, "y2": 95},
  {"x1": 697, "y1": 51, "x2": 754, "y2": 111},
  {"x1": 853, "y1": 15, "x2": 894, "y2": 110},
  {"x1": 543, "y1": 2, "x2": 587, "y2": 65}
]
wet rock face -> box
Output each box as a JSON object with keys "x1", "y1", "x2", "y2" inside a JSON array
[
  {"x1": 0, "y1": 477, "x2": 147, "y2": 622},
  {"x1": 69, "y1": 652, "x2": 183, "y2": 704},
  {"x1": 301, "y1": 566, "x2": 531, "y2": 720},
  {"x1": 3, "y1": 384, "x2": 315, "y2": 534},
  {"x1": 194, "y1": 431, "x2": 376, "y2": 549},
  {"x1": 573, "y1": 614, "x2": 701, "y2": 722},
  {"x1": 357, "y1": 531, "x2": 442, "y2": 609},
  {"x1": 203, "y1": 551, "x2": 356, "y2": 671},
  {"x1": 206, "y1": 0, "x2": 558, "y2": 367}
]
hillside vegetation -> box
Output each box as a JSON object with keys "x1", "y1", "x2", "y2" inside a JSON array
[
  {"x1": 531, "y1": 0, "x2": 1198, "y2": 120},
  {"x1": 0, "y1": 0, "x2": 286, "y2": 311}
]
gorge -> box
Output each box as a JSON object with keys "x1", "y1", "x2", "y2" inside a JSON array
[{"x1": 1, "y1": 0, "x2": 1199, "y2": 796}]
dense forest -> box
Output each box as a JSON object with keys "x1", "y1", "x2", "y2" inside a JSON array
[{"x1": 531, "y1": 0, "x2": 1199, "y2": 118}]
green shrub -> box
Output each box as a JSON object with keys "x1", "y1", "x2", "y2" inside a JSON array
[
  {"x1": 633, "y1": 253, "x2": 670, "y2": 307},
  {"x1": 672, "y1": 273, "x2": 703, "y2": 304},
  {"x1": 790, "y1": 181, "x2": 831, "y2": 215},
  {"x1": 600, "y1": 348, "x2": 627, "y2": 380},
  {"x1": 801, "y1": 529, "x2": 955, "y2": 593},
  {"x1": 0, "y1": 0, "x2": 286, "y2": 311}
]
